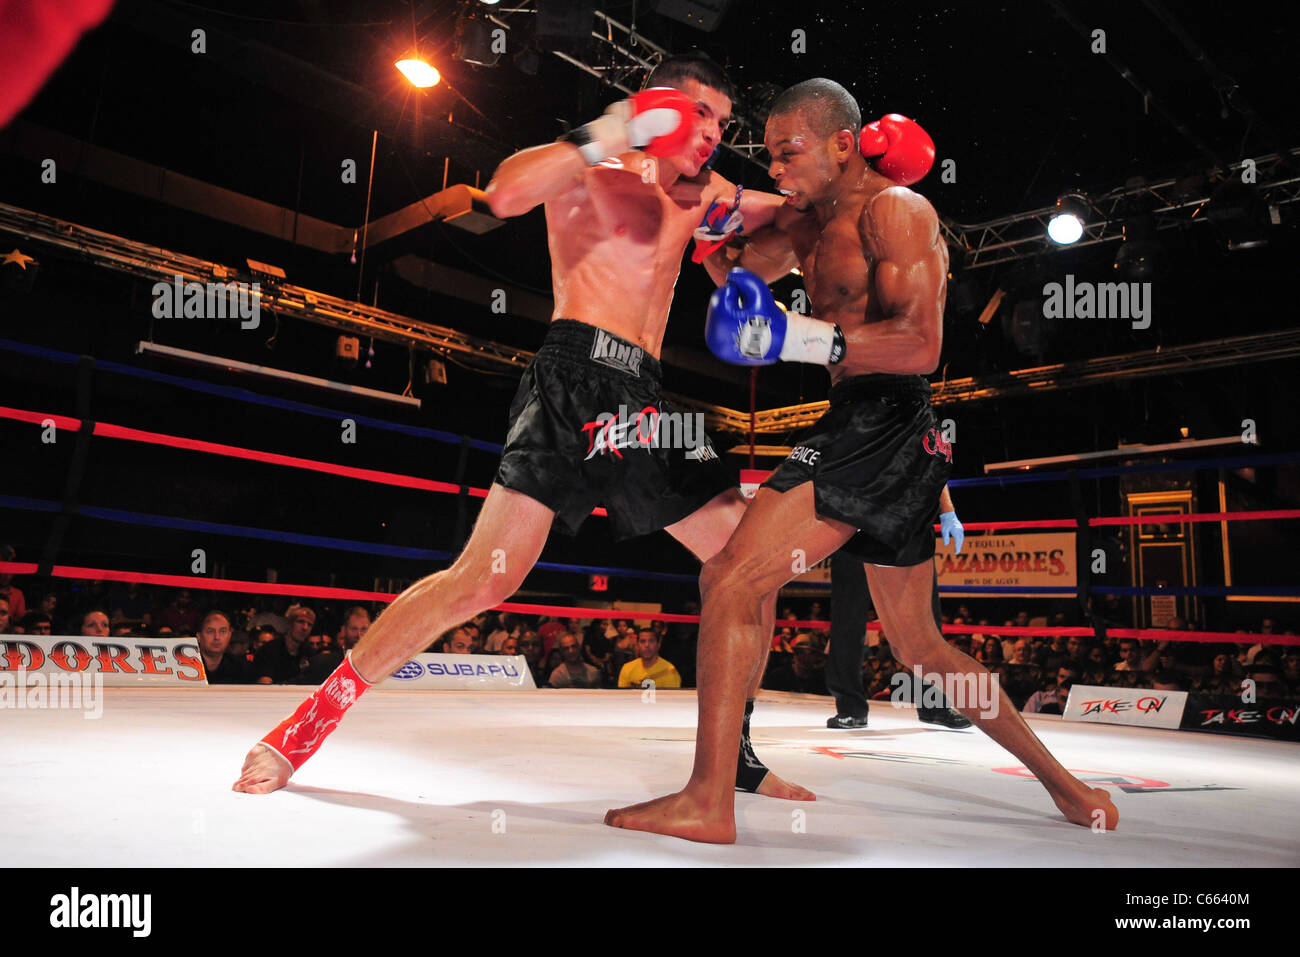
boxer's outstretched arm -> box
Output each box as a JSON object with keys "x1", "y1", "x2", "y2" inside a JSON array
[
  {"x1": 485, "y1": 142, "x2": 589, "y2": 219},
  {"x1": 702, "y1": 223, "x2": 799, "y2": 286},
  {"x1": 842, "y1": 186, "x2": 949, "y2": 374}
]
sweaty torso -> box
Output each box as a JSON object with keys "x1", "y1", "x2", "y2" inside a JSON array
[
  {"x1": 778, "y1": 170, "x2": 925, "y2": 383},
  {"x1": 545, "y1": 158, "x2": 729, "y2": 357}
]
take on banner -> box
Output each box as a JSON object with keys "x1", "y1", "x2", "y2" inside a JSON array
[
  {"x1": 1063, "y1": 683, "x2": 1188, "y2": 730},
  {"x1": 935, "y1": 532, "x2": 1076, "y2": 598}
]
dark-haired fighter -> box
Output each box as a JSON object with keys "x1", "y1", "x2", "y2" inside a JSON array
[
  {"x1": 233, "y1": 54, "x2": 810, "y2": 801},
  {"x1": 605, "y1": 78, "x2": 1118, "y2": 842}
]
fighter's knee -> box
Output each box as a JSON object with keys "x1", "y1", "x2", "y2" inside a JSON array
[
  {"x1": 452, "y1": 555, "x2": 524, "y2": 607},
  {"x1": 701, "y1": 549, "x2": 761, "y2": 600}
]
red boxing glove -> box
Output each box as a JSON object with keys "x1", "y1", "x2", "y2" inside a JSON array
[
  {"x1": 859, "y1": 114, "x2": 935, "y2": 186},
  {"x1": 0, "y1": 0, "x2": 115, "y2": 129},
  {"x1": 629, "y1": 87, "x2": 695, "y2": 158}
]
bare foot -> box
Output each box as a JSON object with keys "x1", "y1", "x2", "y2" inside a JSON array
[
  {"x1": 1055, "y1": 784, "x2": 1119, "y2": 830},
  {"x1": 605, "y1": 790, "x2": 737, "y2": 844},
  {"x1": 754, "y1": 771, "x2": 816, "y2": 802},
  {"x1": 232, "y1": 743, "x2": 293, "y2": 794}
]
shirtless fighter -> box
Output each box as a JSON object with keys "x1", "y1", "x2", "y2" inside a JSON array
[
  {"x1": 604, "y1": 79, "x2": 1119, "y2": 842},
  {"x1": 232, "y1": 54, "x2": 811, "y2": 800}
]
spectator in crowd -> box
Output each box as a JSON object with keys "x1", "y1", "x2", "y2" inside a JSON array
[
  {"x1": 764, "y1": 632, "x2": 827, "y2": 695},
  {"x1": 252, "y1": 625, "x2": 278, "y2": 653},
  {"x1": 252, "y1": 604, "x2": 315, "y2": 684},
  {"x1": 20, "y1": 611, "x2": 52, "y2": 636},
  {"x1": 978, "y1": 636, "x2": 1004, "y2": 665},
  {"x1": 463, "y1": 622, "x2": 483, "y2": 653},
  {"x1": 0, "y1": 545, "x2": 27, "y2": 623},
  {"x1": 771, "y1": 626, "x2": 795, "y2": 654},
  {"x1": 1036, "y1": 634, "x2": 1068, "y2": 671},
  {"x1": 443, "y1": 628, "x2": 474, "y2": 655},
  {"x1": 78, "y1": 608, "x2": 111, "y2": 638},
  {"x1": 549, "y1": 633, "x2": 603, "y2": 688},
  {"x1": 498, "y1": 635, "x2": 519, "y2": 657},
  {"x1": 1023, "y1": 665, "x2": 1080, "y2": 715},
  {"x1": 228, "y1": 630, "x2": 251, "y2": 664},
  {"x1": 153, "y1": 589, "x2": 202, "y2": 636},
  {"x1": 609, "y1": 625, "x2": 639, "y2": 682},
  {"x1": 248, "y1": 601, "x2": 290, "y2": 638},
  {"x1": 1243, "y1": 618, "x2": 1276, "y2": 666},
  {"x1": 107, "y1": 580, "x2": 151, "y2": 631},
  {"x1": 618, "y1": 628, "x2": 681, "y2": 689},
  {"x1": 583, "y1": 619, "x2": 614, "y2": 674},
  {"x1": 1064, "y1": 635, "x2": 1091, "y2": 671},
  {"x1": 37, "y1": 590, "x2": 58, "y2": 620},
  {"x1": 1248, "y1": 665, "x2": 1288, "y2": 700},
  {"x1": 1084, "y1": 644, "x2": 1109, "y2": 682},
  {"x1": 0, "y1": 594, "x2": 9, "y2": 634},
  {"x1": 483, "y1": 613, "x2": 515, "y2": 653},
  {"x1": 1007, "y1": 638, "x2": 1033, "y2": 665},
  {"x1": 517, "y1": 630, "x2": 546, "y2": 685},
  {"x1": 537, "y1": 616, "x2": 567, "y2": 657},
  {"x1": 198, "y1": 610, "x2": 249, "y2": 684},
  {"x1": 1113, "y1": 639, "x2": 1143, "y2": 671},
  {"x1": 1283, "y1": 649, "x2": 1300, "y2": 695},
  {"x1": 338, "y1": 606, "x2": 371, "y2": 653},
  {"x1": 1141, "y1": 640, "x2": 1179, "y2": 675},
  {"x1": 1150, "y1": 671, "x2": 1183, "y2": 692}
]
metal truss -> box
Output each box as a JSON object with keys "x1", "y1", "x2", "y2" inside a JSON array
[
  {"x1": 945, "y1": 148, "x2": 1300, "y2": 270},
  {"x1": 484, "y1": 3, "x2": 769, "y2": 171}
]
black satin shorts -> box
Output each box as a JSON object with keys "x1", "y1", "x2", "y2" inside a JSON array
[
  {"x1": 494, "y1": 320, "x2": 737, "y2": 540},
  {"x1": 763, "y1": 374, "x2": 951, "y2": 567}
]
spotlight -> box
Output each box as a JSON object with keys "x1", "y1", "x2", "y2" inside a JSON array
[
  {"x1": 455, "y1": 9, "x2": 500, "y2": 67},
  {"x1": 1047, "y1": 193, "x2": 1088, "y2": 245},
  {"x1": 395, "y1": 58, "x2": 440, "y2": 88}
]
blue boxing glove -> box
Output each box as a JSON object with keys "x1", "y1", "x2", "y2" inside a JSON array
[
  {"x1": 705, "y1": 268, "x2": 845, "y2": 366},
  {"x1": 940, "y1": 510, "x2": 964, "y2": 554}
]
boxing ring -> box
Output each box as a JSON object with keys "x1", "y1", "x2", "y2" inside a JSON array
[
  {"x1": 3, "y1": 685, "x2": 1296, "y2": 867},
  {"x1": 2, "y1": 327, "x2": 1299, "y2": 866}
]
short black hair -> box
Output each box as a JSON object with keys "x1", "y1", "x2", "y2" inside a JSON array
[
  {"x1": 769, "y1": 78, "x2": 861, "y2": 138},
  {"x1": 644, "y1": 50, "x2": 736, "y2": 104}
]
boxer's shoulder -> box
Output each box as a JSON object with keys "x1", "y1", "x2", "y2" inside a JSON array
[{"x1": 858, "y1": 184, "x2": 938, "y2": 247}]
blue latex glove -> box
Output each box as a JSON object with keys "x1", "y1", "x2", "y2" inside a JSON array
[{"x1": 940, "y1": 510, "x2": 964, "y2": 554}]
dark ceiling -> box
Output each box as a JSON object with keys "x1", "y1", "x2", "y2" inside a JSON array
[{"x1": 2, "y1": 0, "x2": 1297, "y2": 445}]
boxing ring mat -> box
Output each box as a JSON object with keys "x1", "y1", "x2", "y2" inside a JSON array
[{"x1": 3, "y1": 686, "x2": 1295, "y2": 867}]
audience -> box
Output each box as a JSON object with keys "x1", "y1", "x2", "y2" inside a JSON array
[
  {"x1": 549, "y1": 633, "x2": 603, "y2": 688},
  {"x1": 0, "y1": 570, "x2": 1294, "y2": 718},
  {"x1": 617, "y1": 628, "x2": 681, "y2": 689},
  {"x1": 198, "y1": 610, "x2": 249, "y2": 684},
  {"x1": 252, "y1": 604, "x2": 315, "y2": 684}
]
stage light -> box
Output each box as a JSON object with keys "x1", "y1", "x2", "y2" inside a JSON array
[
  {"x1": 455, "y1": 9, "x2": 501, "y2": 66},
  {"x1": 396, "y1": 58, "x2": 440, "y2": 88},
  {"x1": 1047, "y1": 193, "x2": 1088, "y2": 245}
]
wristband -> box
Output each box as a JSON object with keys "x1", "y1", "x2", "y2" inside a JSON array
[{"x1": 779, "y1": 312, "x2": 846, "y2": 365}]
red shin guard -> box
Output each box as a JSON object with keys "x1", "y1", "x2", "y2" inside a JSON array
[{"x1": 260, "y1": 653, "x2": 373, "y2": 772}]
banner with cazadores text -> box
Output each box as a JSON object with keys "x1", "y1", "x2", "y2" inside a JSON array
[
  {"x1": 935, "y1": 532, "x2": 1077, "y2": 598},
  {"x1": 0, "y1": 635, "x2": 207, "y2": 685}
]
